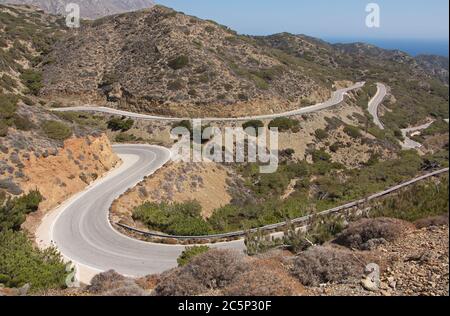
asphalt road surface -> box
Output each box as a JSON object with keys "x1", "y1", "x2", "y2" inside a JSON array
[
  {"x1": 401, "y1": 121, "x2": 434, "y2": 149},
  {"x1": 368, "y1": 83, "x2": 387, "y2": 130},
  {"x1": 43, "y1": 80, "x2": 442, "y2": 283},
  {"x1": 48, "y1": 144, "x2": 245, "y2": 281},
  {"x1": 51, "y1": 82, "x2": 365, "y2": 122}
]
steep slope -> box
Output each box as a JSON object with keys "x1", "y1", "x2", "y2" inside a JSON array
[
  {"x1": 40, "y1": 6, "x2": 335, "y2": 118},
  {"x1": 1, "y1": 4, "x2": 120, "y2": 231},
  {"x1": 0, "y1": 0, "x2": 155, "y2": 19}
]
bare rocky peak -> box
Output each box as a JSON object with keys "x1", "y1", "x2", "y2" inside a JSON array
[{"x1": 0, "y1": 0, "x2": 155, "y2": 19}]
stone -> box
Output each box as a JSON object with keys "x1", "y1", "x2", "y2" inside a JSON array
[{"x1": 361, "y1": 278, "x2": 379, "y2": 292}]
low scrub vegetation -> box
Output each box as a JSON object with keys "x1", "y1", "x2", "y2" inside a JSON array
[
  {"x1": 177, "y1": 246, "x2": 210, "y2": 267},
  {"x1": 370, "y1": 175, "x2": 449, "y2": 222},
  {"x1": 133, "y1": 149, "x2": 446, "y2": 237},
  {"x1": 242, "y1": 120, "x2": 264, "y2": 136},
  {"x1": 0, "y1": 191, "x2": 67, "y2": 291},
  {"x1": 223, "y1": 262, "x2": 304, "y2": 296},
  {"x1": 315, "y1": 128, "x2": 328, "y2": 140},
  {"x1": 343, "y1": 125, "x2": 362, "y2": 139},
  {"x1": 168, "y1": 55, "x2": 189, "y2": 70},
  {"x1": 107, "y1": 117, "x2": 134, "y2": 132},
  {"x1": 88, "y1": 270, "x2": 145, "y2": 296},
  {"x1": 0, "y1": 93, "x2": 19, "y2": 137},
  {"x1": 334, "y1": 218, "x2": 411, "y2": 250},
  {"x1": 20, "y1": 69, "x2": 43, "y2": 95},
  {"x1": 245, "y1": 216, "x2": 346, "y2": 256},
  {"x1": 154, "y1": 249, "x2": 247, "y2": 296},
  {"x1": 0, "y1": 190, "x2": 42, "y2": 232},
  {"x1": 291, "y1": 246, "x2": 369, "y2": 286},
  {"x1": 268, "y1": 117, "x2": 300, "y2": 132},
  {"x1": 41, "y1": 120, "x2": 72, "y2": 141},
  {"x1": 132, "y1": 201, "x2": 212, "y2": 236},
  {"x1": 115, "y1": 133, "x2": 138, "y2": 143},
  {"x1": 0, "y1": 230, "x2": 68, "y2": 291}
]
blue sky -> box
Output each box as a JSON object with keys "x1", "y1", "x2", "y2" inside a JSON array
[{"x1": 155, "y1": 0, "x2": 449, "y2": 40}]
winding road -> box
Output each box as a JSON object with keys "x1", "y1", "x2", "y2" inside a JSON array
[
  {"x1": 51, "y1": 82, "x2": 365, "y2": 122},
  {"x1": 38, "y1": 82, "x2": 366, "y2": 283},
  {"x1": 366, "y1": 83, "x2": 447, "y2": 150},
  {"x1": 400, "y1": 121, "x2": 434, "y2": 149},
  {"x1": 368, "y1": 83, "x2": 387, "y2": 130},
  {"x1": 37, "y1": 80, "x2": 443, "y2": 284},
  {"x1": 37, "y1": 145, "x2": 245, "y2": 282}
]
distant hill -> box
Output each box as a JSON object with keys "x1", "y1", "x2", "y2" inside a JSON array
[
  {"x1": 0, "y1": 0, "x2": 155, "y2": 19},
  {"x1": 2, "y1": 4, "x2": 447, "y2": 124},
  {"x1": 415, "y1": 54, "x2": 449, "y2": 84},
  {"x1": 40, "y1": 5, "x2": 333, "y2": 118}
]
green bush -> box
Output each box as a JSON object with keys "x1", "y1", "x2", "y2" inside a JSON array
[
  {"x1": 132, "y1": 201, "x2": 212, "y2": 236},
  {"x1": 107, "y1": 117, "x2": 134, "y2": 132},
  {"x1": 242, "y1": 120, "x2": 264, "y2": 130},
  {"x1": 315, "y1": 129, "x2": 328, "y2": 141},
  {"x1": 343, "y1": 125, "x2": 362, "y2": 139},
  {"x1": 268, "y1": 117, "x2": 300, "y2": 132},
  {"x1": 168, "y1": 55, "x2": 189, "y2": 70},
  {"x1": 0, "y1": 74, "x2": 17, "y2": 91},
  {"x1": 370, "y1": 176, "x2": 449, "y2": 222},
  {"x1": 0, "y1": 190, "x2": 42, "y2": 232},
  {"x1": 177, "y1": 246, "x2": 210, "y2": 266},
  {"x1": 20, "y1": 69, "x2": 42, "y2": 95},
  {"x1": 0, "y1": 93, "x2": 18, "y2": 119},
  {"x1": 329, "y1": 142, "x2": 342, "y2": 153},
  {"x1": 0, "y1": 230, "x2": 67, "y2": 291},
  {"x1": 242, "y1": 120, "x2": 264, "y2": 136},
  {"x1": 0, "y1": 125, "x2": 8, "y2": 137},
  {"x1": 311, "y1": 150, "x2": 331, "y2": 163},
  {"x1": 41, "y1": 120, "x2": 72, "y2": 141},
  {"x1": 115, "y1": 133, "x2": 137, "y2": 143},
  {"x1": 13, "y1": 114, "x2": 33, "y2": 131},
  {"x1": 172, "y1": 120, "x2": 192, "y2": 132}
]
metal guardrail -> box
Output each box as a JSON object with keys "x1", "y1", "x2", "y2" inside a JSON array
[{"x1": 115, "y1": 168, "x2": 449, "y2": 241}]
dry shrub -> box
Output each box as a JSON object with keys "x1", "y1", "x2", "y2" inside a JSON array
[
  {"x1": 135, "y1": 274, "x2": 160, "y2": 290},
  {"x1": 88, "y1": 270, "x2": 143, "y2": 295},
  {"x1": 185, "y1": 249, "x2": 248, "y2": 288},
  {"x1": 291, "y1": 246, "x2": 367, "y2": 286},
  {"x1": 415, "y1": 214, "x2": 449, "y2": 229},
  {"x1": 154, "y1": 249, "x2": 248, "y2": 296},
  {"x1": 334, "y1": 218, "x2": 412, "y2": 250},
  {"x1": 153, "y1": 268, "x2": 207, "y2": 296},
  {"x1": 223, "y1": 259, "x2": 304, "y2": 296},
  {"x1": 103, "y1": 283, "x2": 147, "y2": 296}
]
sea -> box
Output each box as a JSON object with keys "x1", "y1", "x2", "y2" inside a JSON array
[{"x1": 325, "y1": 38, "x2": 449, "y2": 57}]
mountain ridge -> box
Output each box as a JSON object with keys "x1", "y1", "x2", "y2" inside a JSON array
[{"x1": 0, "y1": 0, "x2": 155, "y2": 19}]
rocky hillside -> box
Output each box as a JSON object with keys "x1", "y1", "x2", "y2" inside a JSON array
[
  {"x1": 40, "y1": 5, "x2": 335, "y2": 118},
  {"x1": 1, "y1": 4, "x2": 120, "y2": 232},
  {"x1": 416, "y1": 54, "x2": 449, "y2": 84},
  {"x1": 0, "y1": 0, "x2": 155, "y2": 19},
  {"x1": 259, "y1": 33, "x2": 449, "y2": 128},
  {"x1": 258, "y1": 33, "x2": 449, "y2": 84},
  {"x1": 0, "y1": 4, "x2": 65, "y2": 94}
]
